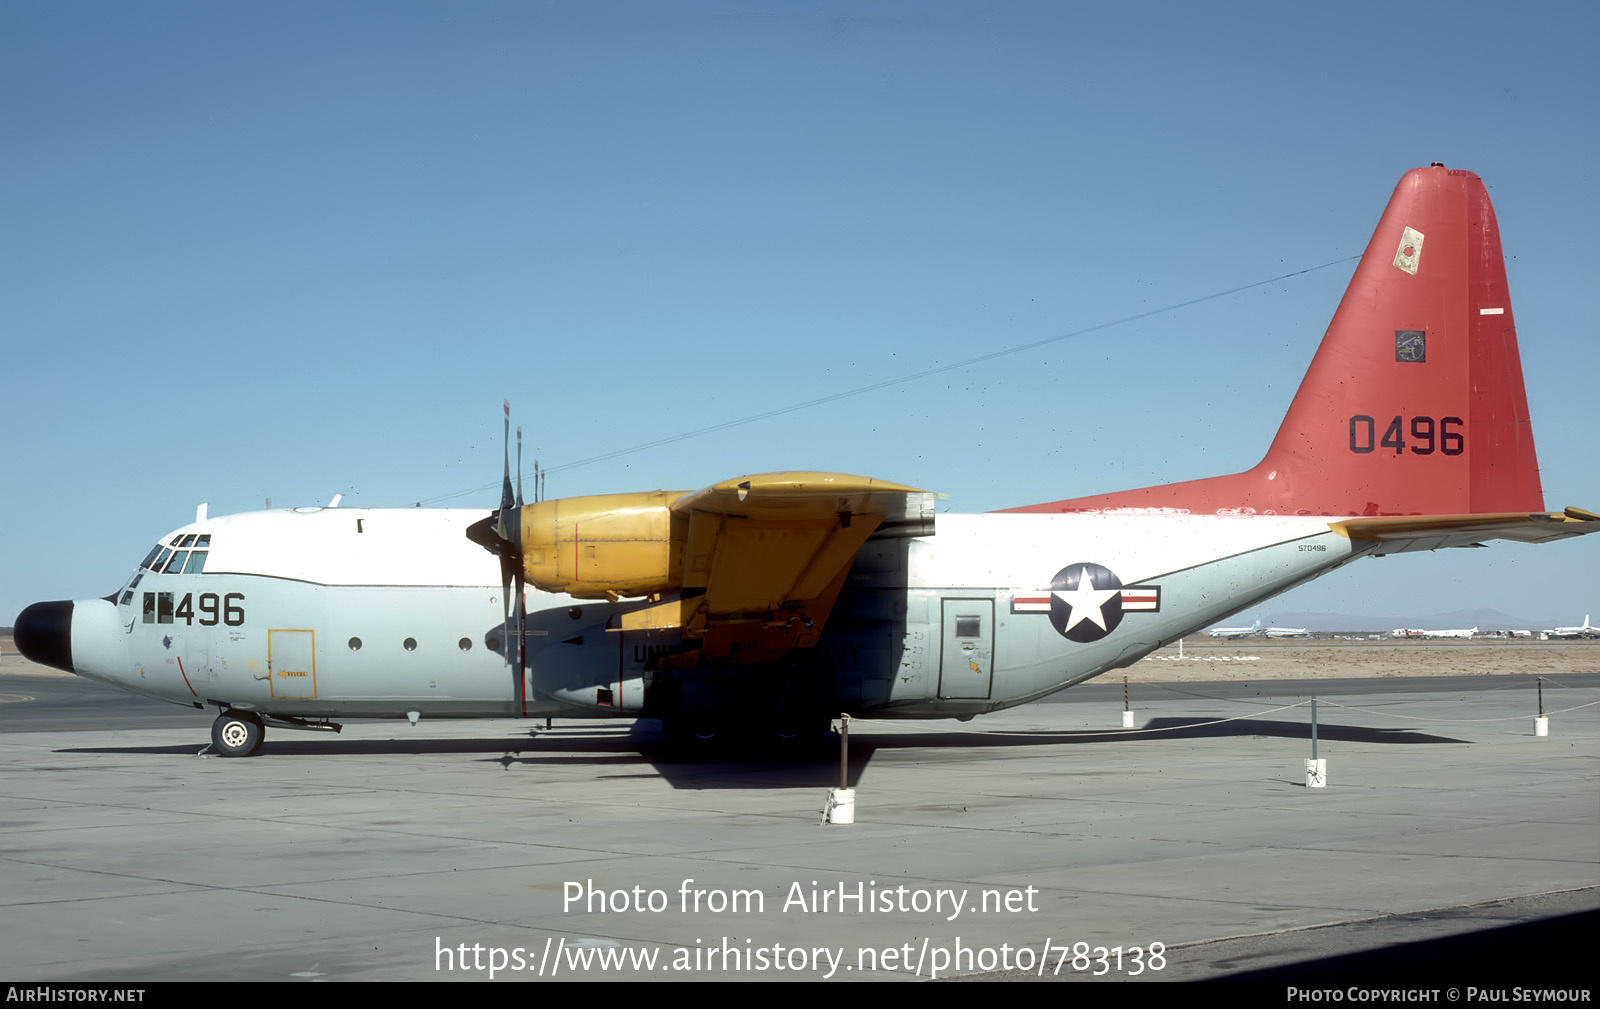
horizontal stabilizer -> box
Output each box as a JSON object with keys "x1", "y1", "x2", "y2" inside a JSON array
[{"x1": 1331, "y1": 506, "x2": 1600, "y2": 550}]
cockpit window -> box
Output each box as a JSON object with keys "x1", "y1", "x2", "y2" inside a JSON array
[
  {"x1": 142, "y1": 535, "x2": 214, "y2": 574},
  {"x1": 143, "y1": 593, "x2": 156, "y2": 624}
]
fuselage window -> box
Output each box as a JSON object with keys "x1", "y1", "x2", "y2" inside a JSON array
[
  {"x1": 183, "y1": 551, "x2": 207, "y2": 574},
  {"x1": 955, "y1": 616, "x2": 981, "y2": 637},
  {"x1": 458, "y1": 637, "x2": 472, "y2": 651},
  {"x1": 485, "y1": 634, "x2": 502, "y2": 652},
  {"x1": 403, "y1": 637, "x2": 417, "y2": 651},
  {"x1": 348, "y1": 637, "x2": 362, "y2": 651},
  {"x1": 165, "y1": 551, "x2": 189, "y2": 574}
]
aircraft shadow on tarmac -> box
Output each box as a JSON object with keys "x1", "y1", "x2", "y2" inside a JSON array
[
  {"x1": 1209, "y1": 908, "x2": 1596, "y2": 983},
  {"x1": 54, "y1": 716, "x2": 1465, "y2": 790}
]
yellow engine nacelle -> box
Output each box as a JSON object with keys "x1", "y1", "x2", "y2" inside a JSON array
[{"x1": 520, "y1": 491, "x2": 688, "y2": 599}]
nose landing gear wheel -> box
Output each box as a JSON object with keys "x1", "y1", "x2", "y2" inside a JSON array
[{"x1": 212, "y1": 710, "x2": 265, "y2": 757}]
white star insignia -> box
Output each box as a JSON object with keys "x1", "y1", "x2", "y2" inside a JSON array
[{"x1": 1053, "y1": 566, "x2": 1118, "y2": 632}]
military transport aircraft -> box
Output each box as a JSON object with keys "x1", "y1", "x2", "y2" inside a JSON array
[
  {"x1": 14, "y1": 164, "x2": 1600, "y2": 756},
  {"x1": 1207, "y1": 617, "x2": 1262, "y2": 639},
  {"x1": 1548, "y1": 615, "x2": 1597, "y2": 639}
]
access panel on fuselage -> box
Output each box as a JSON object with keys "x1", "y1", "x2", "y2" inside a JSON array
[
  {"x1": 937, "y1": 598, "x2": 993, "y2": 700},
  {"x1": 268, "y1": 629, "x2": 318, "y2": 699}
]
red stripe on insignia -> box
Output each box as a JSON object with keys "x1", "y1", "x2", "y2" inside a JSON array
[
  {"x1": 1120, "y1": 587, "x2": 1160, "y2": 611},
  {"x1": 1012, "y1": 593, "x2": 1051, "y2": 612}
]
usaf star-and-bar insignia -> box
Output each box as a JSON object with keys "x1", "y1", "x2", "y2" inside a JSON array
[{"x1": 1010, "y1": 563, "x2": 1161, "y2": 643}]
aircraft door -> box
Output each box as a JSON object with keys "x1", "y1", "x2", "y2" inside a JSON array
[
  {"x1": 938, "y1": 598, "x2": 993, "y2": 700},
  {"x1": 267, "y1": 629, "x2": 318, "y2": 699},
  {"x1": 186, "y1": 626, "x2": 213, "y2": 684}
]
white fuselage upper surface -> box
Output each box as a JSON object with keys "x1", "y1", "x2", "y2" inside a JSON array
[{"x1": 71, "y1": 506, "x2": 1365, "y2": 721}]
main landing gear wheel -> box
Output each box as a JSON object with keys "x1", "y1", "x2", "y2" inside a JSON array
[
  {"x1": 663, "y1": 717, "x2": 731, "y2": 757},
  {"x1": 769, "y1": 712, "x2": 833, "y2": 756},
  {"x1": 211, "y1": 710, "x2": 265, "y2": 757}
]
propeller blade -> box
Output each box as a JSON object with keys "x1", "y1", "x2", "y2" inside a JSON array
[
  {"x1": 497, "y1": 401, "x2": 514, "y2": 541},
  {"x1": 515, "y1": 570, "x2": 528, "y2": 717},
  {"x1": 500, "y1": 554, "x2": 514, "y2": 664},
  {"x1": 464, "y1": 401, "x2": 528, "y2": 682}
]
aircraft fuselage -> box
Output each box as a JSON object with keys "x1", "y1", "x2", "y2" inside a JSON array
[{"x1": 50, "y1": 505, "x2": 1364, "y2": 725}]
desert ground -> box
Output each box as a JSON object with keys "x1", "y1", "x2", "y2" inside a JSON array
[{"x1": 1121, "y1": 637, "x2": 1599, "y2": 683}]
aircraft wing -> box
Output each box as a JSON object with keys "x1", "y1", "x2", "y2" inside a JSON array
[
  {"x1": 618, "y1": 472, "x2": 934, "y2": 663},
  {"x1": 1330, "y1": 507, "x2": 1600, "y2": 552}
]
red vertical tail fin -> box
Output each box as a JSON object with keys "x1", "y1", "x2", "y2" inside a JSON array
[{"x1": 1005, "y1": 164, "x2": 1545, "y2": 517}]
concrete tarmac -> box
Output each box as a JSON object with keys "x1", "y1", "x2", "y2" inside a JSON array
[{"x1": 1, "y1": 671, "x2": 1595, "y2": 983}]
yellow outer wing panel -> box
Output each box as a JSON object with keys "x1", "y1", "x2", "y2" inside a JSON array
[
  {"x1": 646, "y1": 472, "x2": 933, "y2": 660},
  {"x1": 702, "y1": 518, "x2": 857, "y2": 609},
  {"x1": 1330, "y1": 507, "x2": 1600, "y2": 549},
  {"x1": 674, "y1": 472, "x2": 928, "y2": 611},
  {"x1": 671, "y1": 471, "x2": 927, "y2": 521}
]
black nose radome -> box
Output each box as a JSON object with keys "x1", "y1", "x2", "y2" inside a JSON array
[{"x1": 14, "y1": 601, "x2": 74, "y2": 673}]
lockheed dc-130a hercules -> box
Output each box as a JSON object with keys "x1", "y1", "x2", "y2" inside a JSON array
[{"x1": 14, "y1": 164, "x2": 1600, "y2": 757}]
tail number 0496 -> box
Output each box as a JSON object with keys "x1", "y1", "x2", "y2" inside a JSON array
[{"x1": 1348, "y1": 415, "x2": 1463, "y2": 456}]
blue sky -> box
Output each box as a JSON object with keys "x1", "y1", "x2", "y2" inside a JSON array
[{"x1": 5, "y1": 1, "x2": 1597, "y2": 626}]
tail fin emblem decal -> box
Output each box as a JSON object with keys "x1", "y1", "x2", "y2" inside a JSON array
[{"x1": 1393, "y1": 225, "x2": 1425, "y2": 275}]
